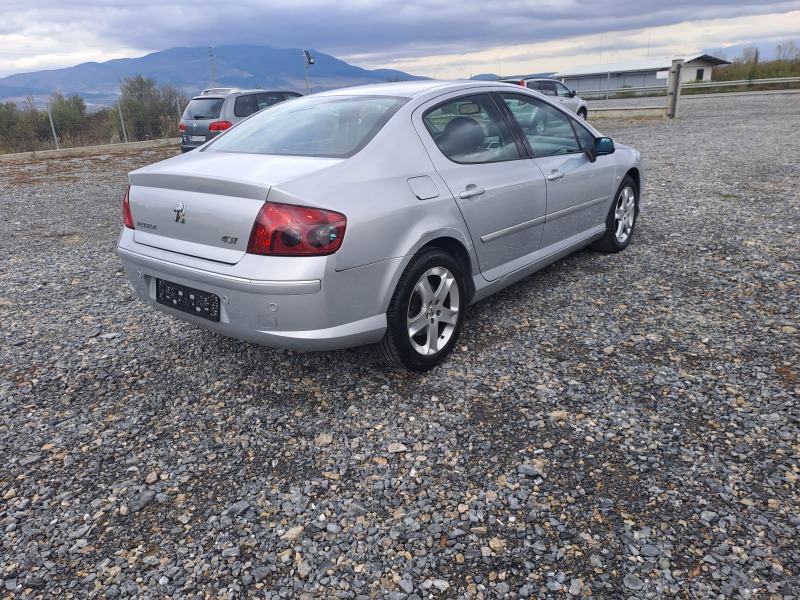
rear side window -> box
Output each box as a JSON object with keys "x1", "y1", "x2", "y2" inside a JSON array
[
  {"x1": 539, "y1": 81, "x2": 558, "y2": 96},
  {"x1": 182, "y1": 98, "x2": 224, "y2": 119},
  {"x1": 234, "y1": 93, "x2": 299, "y2": 117},
  {"x1": 423, "y1": 94, "x2": 521, "y2": 164},
  {"x1": 206, "y1": 95, "x2": 407, "y2": 158}
]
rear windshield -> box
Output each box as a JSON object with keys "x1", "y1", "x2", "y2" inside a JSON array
[
  {"x1": 204, "y1": 95, "x2": 408, "y2": 158},
  {"x1": 182, "y1": 98, "x2": 224, "y2": 120}
]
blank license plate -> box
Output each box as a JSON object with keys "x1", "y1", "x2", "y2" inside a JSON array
[
  {"x1": 156, "y1": 279, "x2": 220, "y2": 322},
  {"x1": 189, "y1": 135, "x2": 206, "y2": 142}
]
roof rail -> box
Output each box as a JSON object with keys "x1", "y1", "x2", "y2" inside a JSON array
[{"x1": 200, "y1": 87, "x2": 240, "y2": 95}]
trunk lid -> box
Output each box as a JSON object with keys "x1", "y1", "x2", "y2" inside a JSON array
[{"x1": 128, "y1": 152, "x2": 342, "y2": 264}]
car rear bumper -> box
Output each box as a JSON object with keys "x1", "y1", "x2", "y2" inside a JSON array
[
  {"x1": 180, "y1": 133, "x2": 219, "y2": 152},
  {"x1": 117, "y1": 241, "x2": 394, "y2": 351},
  {"x1": 179, "y1": 138, "x2": 204, "y2": 152}
]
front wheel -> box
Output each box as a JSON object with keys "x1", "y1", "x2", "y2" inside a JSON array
[
  {"x1": 377, "y1": 248, "x2": 466, "y2": 371},
  {"x1": 592, "y1": 175, "x2": 638, "y2": 253},
  {"x1": 577, "y1": 108, "x2": 587, "y2": 120}
]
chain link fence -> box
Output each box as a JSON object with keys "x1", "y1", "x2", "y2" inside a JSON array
[{"x1": 0, "y1": 86, "x2": 187, "y2": 155}]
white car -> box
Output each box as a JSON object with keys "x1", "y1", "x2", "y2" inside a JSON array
[{"x1": 500, "y1": 78, "x2": 588, "y2": 119}]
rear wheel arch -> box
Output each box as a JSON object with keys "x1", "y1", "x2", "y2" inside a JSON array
[
  {"x1": 376, "y1": 243, "x2": 468, "y2": 371},
  {"x1": 418, "y1": 237, "x2": 475, "y2": 303}
]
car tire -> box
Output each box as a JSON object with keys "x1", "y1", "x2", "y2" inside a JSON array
[
  {"x1": 592, "y1": 175, "x2": 638, "y2": 253},
  {"x1": 377, "y1": 248, "x2": 466, "y2": 371},
  {"x1": 533, "y1": 116, "x2": 546, "y2": 134},
  {"x1": 577, "y1": 108, "x2": 587, "y2": 119}
]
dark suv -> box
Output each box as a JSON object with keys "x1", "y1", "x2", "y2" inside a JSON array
[{"x1": 179, "y1": 87, "x2": 302, "y2": 152}]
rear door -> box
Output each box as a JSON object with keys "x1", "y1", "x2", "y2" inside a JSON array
[{"x1": 414, "y1": 92, "x2": 547, "y2": 281}]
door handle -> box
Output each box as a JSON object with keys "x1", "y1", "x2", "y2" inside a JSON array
[
  {"x1": 546, "y1": 169, "x2": 565, "y2": 181},
  {"x1": 459, "y1": 185, "x2": 485, "y2": 199}
]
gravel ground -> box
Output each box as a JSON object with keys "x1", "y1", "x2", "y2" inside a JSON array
[{"x1": 1, "y1": 93, "x2": 798, "y2": 599}]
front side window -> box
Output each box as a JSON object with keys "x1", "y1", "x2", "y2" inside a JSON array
[
  {"x1": 206, "y1": 95, "x2": 407, "y2": 158},
  {"x1": 554, "y1": 82, "x2": 572, "y2": 97},
  {"x1": 423, "y1": 94, "x2": 521, "y2": 164},
  {"x1": 572, "y1": 120, "x2": 597, "y2": 152},
  {"x1": 500, "y1": 93, "x2": 581, "y2": 156}
]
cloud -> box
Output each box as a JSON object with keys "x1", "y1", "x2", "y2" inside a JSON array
[{"x1": 0, "y1": 0, "x2": 798, "y2": 78}]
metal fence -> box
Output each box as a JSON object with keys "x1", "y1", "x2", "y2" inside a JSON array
[
  {"x1": 578, "y1": 77, "x2": 800, "y2": 101},
  {"x1": 4, "y1": 97, "x2": 185, "y2": 153}
]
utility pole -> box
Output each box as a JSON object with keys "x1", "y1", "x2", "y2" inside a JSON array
[
  {"x1": 303, "y1": 50, "x2": 315, "y2": 94},
  {"x1": 207, "y1": 47, "x2": 218, "y2": 88}
]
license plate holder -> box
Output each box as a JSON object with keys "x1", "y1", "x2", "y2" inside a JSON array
[
  {"x1": 189, "y1": 135, "x2": 206, "y2": 142},
  {"x1": 156, "y1": 279, "x2": 220, "y2": 322}
]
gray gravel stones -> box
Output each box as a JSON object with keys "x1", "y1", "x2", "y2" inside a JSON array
[{"x1": 1, "y1": 93, "x2": 799, "y2": 598}]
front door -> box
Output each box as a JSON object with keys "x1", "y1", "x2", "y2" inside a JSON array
[{"x1": 498, "y1": 92, "x2": 615, "y2": 254}]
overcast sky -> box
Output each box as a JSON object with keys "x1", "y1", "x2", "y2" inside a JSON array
[{"x1": 1, "y1": 1, "x2": 799, "y2": 79}]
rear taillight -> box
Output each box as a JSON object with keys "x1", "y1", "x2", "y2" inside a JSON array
[
  {"x1": 247, "y1": 202, "x2": 346, "y2": 256},
  {"x1": 179, "y1": 122, "x2": 186, "y2": 131},
  {"x1": 519, "y1": 81, "x2": 525, "y2": 86},
  {"x1": 209, "y1": 121, "x2": 233, "y2": 132},
  {"x1": 122, "y1": 186, "x2": 135, "y2": 229}
]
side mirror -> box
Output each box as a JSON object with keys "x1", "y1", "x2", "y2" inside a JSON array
[
  {"x1": 570, "y1": 90, "x2": 576, "y2": 98},
  {"x1": 595, "y1": 137, "x2": 615, "y2": 155}
]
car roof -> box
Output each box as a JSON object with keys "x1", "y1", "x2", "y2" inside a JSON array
[
  {"x1": 318, "y1": 80, "x2": 520, "y2": 99},
  {"x1": 499, "y1": 77, "x2": 556, "y2": 83}
]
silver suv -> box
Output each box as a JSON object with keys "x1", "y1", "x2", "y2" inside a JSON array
[
  {"x1": 499, "y1": 78, "x2": 587, "y2": 119},
  {"x1": 179, "y1": 87, "x2": 302, "y2": 152}
]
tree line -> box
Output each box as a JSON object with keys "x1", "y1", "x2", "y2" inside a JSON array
[
  {"x1": 0, "y1": 75, "x2": 187, "y2": 154},
  {"x1": 711, "y1": 42, "x2": 800, "y2": 81}
]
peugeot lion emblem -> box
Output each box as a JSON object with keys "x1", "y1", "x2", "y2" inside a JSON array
[{"x1": 173, "y1": 202, "x2": 186, "y2": 223}]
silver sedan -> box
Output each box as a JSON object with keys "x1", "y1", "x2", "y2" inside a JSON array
[{"x1": 117, "y1": 80, "x2": 643, "y2": 371}]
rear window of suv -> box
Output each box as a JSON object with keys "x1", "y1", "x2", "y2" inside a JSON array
[{"x1": 182, "y1": 98, "x2": 224, "y2": 120}]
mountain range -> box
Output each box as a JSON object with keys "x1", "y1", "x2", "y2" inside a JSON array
[
  {"x1": 1, "y1": 40, "x2": 786, "y2": 107},
  {"x1": 0, "y1": 44, "x2": 428, "y2": 106}
]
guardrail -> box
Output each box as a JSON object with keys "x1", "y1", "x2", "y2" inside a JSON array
[{"x1": 578, "y1": 77, "x2": 800, "y2": 99}]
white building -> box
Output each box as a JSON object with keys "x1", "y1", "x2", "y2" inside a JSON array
[{"x1": 554, "y1": 53, "x2": 731, "y2": 92}]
